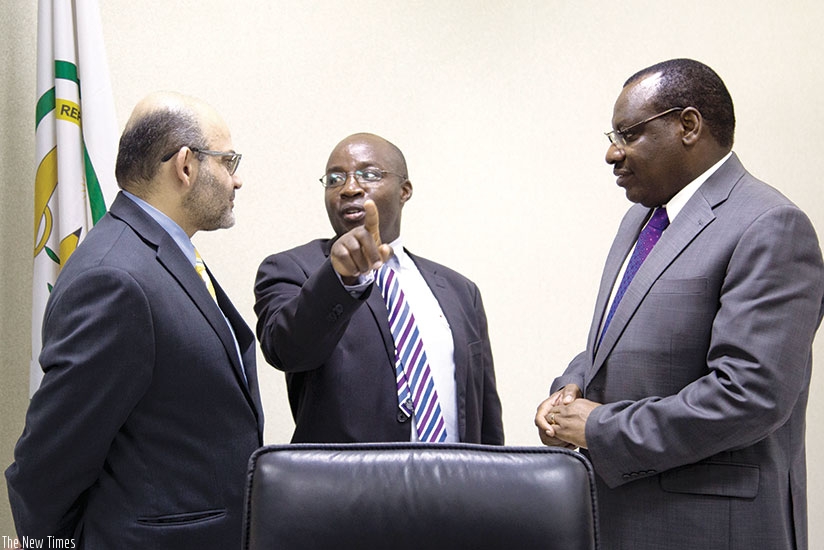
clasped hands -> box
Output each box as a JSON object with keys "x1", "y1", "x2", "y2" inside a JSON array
[
  {"x1": 535, "y1": 384, "x2": 601, "y2": 450},
  {"x1": 330, "y1": 200, "x2": 392, "y2": 285}
]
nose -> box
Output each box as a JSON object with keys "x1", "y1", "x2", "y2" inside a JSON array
[
  {"x1": 232, "y1": 172, "x2": 243, "y2": 189},
  {"x1": 605, "y1": 142, "x2": 625, "y2": 165},
  {"x1": 340, "y1": 173, "x2": 364, "y2": 196}
]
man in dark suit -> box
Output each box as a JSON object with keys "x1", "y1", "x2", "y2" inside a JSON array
[
  {"x1": 6, "y1": 92, "x2": 263, "y2": 549},
  {"x1": 255, "y1": 133, "x2": 503, "y2": 444},
  {"x1": 535, "y1": 59, "x2": 824, "y2": 549}
]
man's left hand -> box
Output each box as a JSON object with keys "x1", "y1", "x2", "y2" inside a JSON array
[{"x1": 539, "y1": 398, "x2": 602, "y2": 450}]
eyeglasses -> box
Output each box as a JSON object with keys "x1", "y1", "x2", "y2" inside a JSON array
[
  {"x1": 605, "y1": 107, "x2": 685, "y2": 148},
  {"x1": 161, "y1": 146, "x2": 242, "y2": 175},
  {"x1": 319, "y1": 169, "x2": 406, "y2": 189}
]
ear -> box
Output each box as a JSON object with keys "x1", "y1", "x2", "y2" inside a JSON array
[
  {"x1": 400, "y1": 179, "x2": 413, "y2": 205},
  {"x1": 680, "y1": 107, "x2": 702, "y2": 147},
  {"x1": 173, "y1": 147, "x2": 198, "y2": 190}
]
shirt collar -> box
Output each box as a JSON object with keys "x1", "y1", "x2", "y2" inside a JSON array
[
  {"x1": 122, "y1": 190, "x2": 197, "y2": 266},
  {"x1": 385, "y1": 236, "x2": 407, "y2": 269},
  {"x1": 665, "y1": 151, "x2": 732, "y2": 221}
]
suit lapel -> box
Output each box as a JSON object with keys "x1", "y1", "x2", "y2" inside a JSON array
[
  {"x1": 110, "y1": 193, "x2": 261, "y2": 421},
  {"x1": 587, "y1": 205, "x2": 648, "y2": 357},
  {"x1": 153, "y1": 235, "x2": 251, "y2": 380},
  {"x1": 408, "y1": 251, "x2": 468, "y2": 441},
  {"x1": 321, "y1": 239, "x2": 397, "y2": 367},
  {"x1": 590, "y1": 154, "x2": 744, "y2": 376},
  {"x1": 411, "y1": 256, "x2": 464, "y2": 380},
  {"x1": 211, "y1": 274, "x2": 264, "y2": 429},
  {"x1": 366, "y1": 288, "x2": 398, "y2": 366}
]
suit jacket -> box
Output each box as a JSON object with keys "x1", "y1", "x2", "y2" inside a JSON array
[
  {"x1": 6, "y1": 193, "x2": 264, "y2": 549},
  {"x1": 553, "y1": 154, "x2": 824, "y2": 550},
  {"x1": 254, "y1": 238, "x2": 504, "y2": 444}
]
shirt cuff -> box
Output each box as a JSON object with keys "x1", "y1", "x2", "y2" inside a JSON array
[{"x1": 337, "y1": 270, "x2": 375, "y2": 298}]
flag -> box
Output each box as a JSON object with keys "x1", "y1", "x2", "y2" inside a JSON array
[{"x1": 32, "y1": 0, "x2": 118, "y2": 395}]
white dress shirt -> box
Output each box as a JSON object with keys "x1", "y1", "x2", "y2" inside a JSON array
[{"x1": 339, "y1": 237, "x2": 459, "y2": 442}]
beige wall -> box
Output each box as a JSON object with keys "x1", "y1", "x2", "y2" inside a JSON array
[{"x1": 3, "y1": 0, "x2": 823, "y2": 543}]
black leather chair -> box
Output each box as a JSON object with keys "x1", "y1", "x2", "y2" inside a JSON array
[{"x1": 242, "y1": 443, "x2": 599, "y2": 549}]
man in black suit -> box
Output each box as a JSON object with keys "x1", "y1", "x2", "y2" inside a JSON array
[
  {"x1": 255, "y1": 133, "x2": 503, "y2": 444},
  {"x1": 6, "y1": 92, "x2": 263, "y2": 549}
]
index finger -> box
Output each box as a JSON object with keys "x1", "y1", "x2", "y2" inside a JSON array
[{"x1": 363, "y1": 200, "x2": 381, "y2": 247}]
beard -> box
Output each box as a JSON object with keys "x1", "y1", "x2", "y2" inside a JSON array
[{"x1": 183, "y1": 163, "x2": 235, "y2": 231}]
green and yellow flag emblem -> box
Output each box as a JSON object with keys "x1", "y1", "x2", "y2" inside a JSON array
[{"x1": 32, "y1": 0, "x2": 118, "y2": 393}]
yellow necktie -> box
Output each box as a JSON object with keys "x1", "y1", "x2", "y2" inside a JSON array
[{"x1": 194, "y1": 249, "x2": 217, "y2": 301}]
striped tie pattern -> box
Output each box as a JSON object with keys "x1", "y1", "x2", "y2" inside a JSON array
[
  {"x1": 376, "y1": 264, "x2": 447, "y2": 442},
  {"x1": 194, "y1": 249, "x2": 217, "y2": 301}
]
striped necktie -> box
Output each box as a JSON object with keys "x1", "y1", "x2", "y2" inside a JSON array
[
  {"x1": 376, "y1": 263, "x2": 447, "y2": 442},
  {"x1": 194, "y1": 249, "x2": 217, "y2": 301},
  {"x1": 600, "y1": 206, "x2": 669, "y2": 343}
]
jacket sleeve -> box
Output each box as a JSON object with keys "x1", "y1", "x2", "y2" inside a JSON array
[
  {"x1": 254, "y1": 250, "x2": 372, "y2": 372},
  {"x1": 551, "y1": 351, "x2": 589, "y2": 394}
]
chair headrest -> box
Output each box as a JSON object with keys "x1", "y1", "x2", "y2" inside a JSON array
[{"x1": 243, "y1": 443, "x2": 599, "y2": 550}]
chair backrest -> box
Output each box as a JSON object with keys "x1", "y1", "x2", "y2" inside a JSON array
[{"x1": 242, "y1": 443, "x2": 599, "y2": 550}]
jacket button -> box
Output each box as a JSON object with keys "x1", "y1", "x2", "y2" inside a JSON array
[
  {"x1": 397, "y1": 412, "x2": 409, "y2": 423},
  {"x1": 326, "y1": 304, "x2": 345, "y2": 322}
]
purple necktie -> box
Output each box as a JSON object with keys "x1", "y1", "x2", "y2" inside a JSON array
[
  {"x1": 376, "y1": 264, "x2": 447, "y2": 442},
  {"x1": 600, "y1": 207, "x2": 670, "y2": 343}
]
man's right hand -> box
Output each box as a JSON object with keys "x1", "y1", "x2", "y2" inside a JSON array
[
  {"x1": 330, "y1": 199, "x2": 392, "y2": 285},
  {"x1": 535, "y1": 384, "x2": 582, "y2": 448}
]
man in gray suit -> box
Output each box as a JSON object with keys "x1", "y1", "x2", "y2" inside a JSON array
[{"x1": 536, "y1": 59, "x2": 824, "y2": 549}]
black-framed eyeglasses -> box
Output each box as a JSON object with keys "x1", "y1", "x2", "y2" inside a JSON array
[
  {"x1": 161, "y1": 146, "x2": 242, "y2": 175},
  {"x1": 605, "y1": 107, "x2": 685, "y2": 148},
  {"x1": 319, "y1": 169, "x2": 406, "y2": 189}
]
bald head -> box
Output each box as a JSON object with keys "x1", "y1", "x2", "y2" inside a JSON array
[
  {"x1": 624, "y1": 58, "x2": 735, "y2": 149},
  {"x1": 326, "y1": 133, "x2": 408, "y2": 179},
  {"x1": 323, "y1": 132, "x2": 413, "y2": 243},
  {"x1": 115, "y1": 92, "x2": 227, "y2": 193}
]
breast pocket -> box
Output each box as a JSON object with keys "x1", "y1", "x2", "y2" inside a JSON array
[
  {"x1": 649, "y1": 277, "x2": 709, "y2": 295},
  {"x1": 642, "y1": 276, "x2": 715, "y2": 328},
  {"x1": 136, "y1": 509, "x2": 227, "y2": 526}
]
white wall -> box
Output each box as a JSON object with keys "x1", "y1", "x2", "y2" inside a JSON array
[{"x1": 3, "y1": 0, "x2": 823, "y2": 543}]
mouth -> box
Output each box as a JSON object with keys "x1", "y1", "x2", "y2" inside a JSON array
[
  {"x1": 340, "y1": 204, "x2": 365, "y2": 223},
  {"x1": 613, "y1": 170, "x2": 631, "y2": 187}
]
